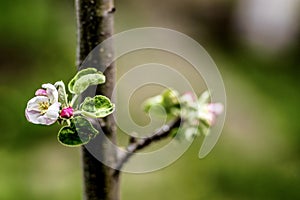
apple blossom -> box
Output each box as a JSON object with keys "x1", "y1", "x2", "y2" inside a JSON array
[
  {"x1": 25, "y1": 83, "x2": 61, "y2": 125},
  {"x1": 197, "y1": 103, "x2": 223, "y2": 126}
]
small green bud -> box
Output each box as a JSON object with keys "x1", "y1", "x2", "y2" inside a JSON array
[{"x1": 162, "y1": 89, "x2": 180, "y2": 108}]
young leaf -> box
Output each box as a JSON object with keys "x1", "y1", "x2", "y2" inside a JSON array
[
  {"x1": 72, "y1": 73, "x2": 105, "y2": 94},
  {"x1": 80, "y1": 95, "x2": 115, "y2": 118},
  {"x1": 198, "y1": 90, "x2": 210, "y2": 104},
  {"x1": 68, "y1": 68, "x2": 105, "y2": 94},
  {"x1": 68, "y1": 68, "x2": 97, "y2": 93},
  {"x1": 57, "y1": 116, "x2": 99, "y2": 147},
  {"x1": 197, "y1": 123, "x2": 210, "y2": 136},
  {"x1": 54, "y1": 81, "x2": 68, "y2": 107}
]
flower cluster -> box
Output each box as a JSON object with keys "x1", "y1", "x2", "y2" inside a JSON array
[
  {"x1": 26, "y1": 84, "x2": 61, "y2": 125},
  {"x1": 25, "y1": 68, "x2": 115, "y2": 147},
  {"x1": 25, "y1": 83, "x2": 76, "y2": 125},
  {"x1": 143, "y1": 89, "x2": 224, "y2": 140},
  {"x1": 181, "y1": 91, "x2": 223, "y2": 126},
  {"x1": 180, "y1": 91, "x2": 223, "y2": 140}
]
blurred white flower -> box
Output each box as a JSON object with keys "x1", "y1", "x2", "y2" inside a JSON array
[{"x1": 198, "y1": 103, "x2": 223, "y2": 126}]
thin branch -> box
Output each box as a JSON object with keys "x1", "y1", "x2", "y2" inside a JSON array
[{"x1": 114, "y1": 117, "x2": 181, "y2": 174}]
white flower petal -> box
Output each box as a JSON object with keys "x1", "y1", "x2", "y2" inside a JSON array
[
  {"x1": 45, "y1": 102, "x2": 61, "y2": 120},
  {"x1": 42, "y1": 83, "x2": 58, "y2": 103},
  {"x1": 36, "y1": 115, "x2": 56, "y2": 125},
  {"x1": 185, "y1": 127, "x2": 198, "y2": 141},
  {"x1": 181, "y1": 92, "x2": 195, "y2": 102},
  {"x1": 208, "y1": 103, "x2": 223, "y2": 115},
  {"x1": 25, "y1": 109, "x2": 42, "y2": 124},
  {"x1": 26, "y1": 96, "x2": 48, "y2": 112},
  {"x1": 197, "y1": 107, "x2": 215, "y2": 125}
]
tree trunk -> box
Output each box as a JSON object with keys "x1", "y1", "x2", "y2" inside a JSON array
[{"x1": 75, "y1": 0, "x2": 119, "y2": 200}]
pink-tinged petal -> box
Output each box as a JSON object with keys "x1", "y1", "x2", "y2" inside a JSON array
[
  {"x1": 35, "y1": 89, "x2": 47, "y2": 96},
  {"x1": 25, "y1": 109, "x2": 42, "y2": 124},
  {"x1": 25, "y1": 108, "x2": 57, "y2": 125},
  {"x1": 60, "y1": 107, "x2": 74, "y2": 118},
  {"x1": 42, "y1": 83, "x2": 58, "y2": 104},
  {"x1": 206, "y1": 113, "x2": 216, "y2": 125},
  {"x1": 198, "y1": 103, "x2": 223, "y2": 126},
  {"x1": 207, "y1": 103, "x2": 223, "y2": 115},
  {"x1": 36, "y1": 115, "x2": 57, "y2": 125},
  {"x1": 26, "y1": 96, "x2": 48, "y2": 112}
]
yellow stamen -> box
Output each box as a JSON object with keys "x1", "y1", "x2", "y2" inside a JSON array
[{"x1": 39, "y1": 101, "x2": 50, "y2": 114}]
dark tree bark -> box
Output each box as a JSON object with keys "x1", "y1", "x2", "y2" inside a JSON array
[{"x1": 75, "y1": 0, "x2": 119, "y2": 200}]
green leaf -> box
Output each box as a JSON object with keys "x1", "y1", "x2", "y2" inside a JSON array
[
  {"x1": 198, "y1": 123, "x2": 210, "y2": 136},
  {"x1": 80, "y1": 95, "x2": 115, "y2": 118},
  {"x1": 170, "y1": 127, "x2": 179, "y2": 138},
  {"x1": 72, "y1": 73, "x2": 106, "y2": 94},
  {"x1": 68, "y1": 68, "x2": 97, "y2": 93},
  {"x1": 68, "y1": 68, "x2": 106, "y2": 94},
  {"x1": 57, "y1": 116, "x2": 99, "y2": 147},
  {"x1": 54, "y1": 81, "x2": 68, "y2": 107}
]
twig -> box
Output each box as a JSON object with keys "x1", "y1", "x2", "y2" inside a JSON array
[{"x1": 114, "y1": 117, "x2": 181, "y2": 174}]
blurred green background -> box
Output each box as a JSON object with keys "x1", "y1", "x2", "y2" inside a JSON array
[{"x1": 1, "y1": 0, "x2": 300, "y2": 199}]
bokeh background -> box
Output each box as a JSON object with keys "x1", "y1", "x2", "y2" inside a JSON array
[{"x1": 1, "y1": 0, "x2": 300, "y2": 199}]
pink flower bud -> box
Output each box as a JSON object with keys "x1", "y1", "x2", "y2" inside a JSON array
[
  {"x1": 35, "y1": 89, "x2": 47, "y2": 96},
  {"x1": 60, "y1": 107, "x2": 74, "y2": 119}
]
